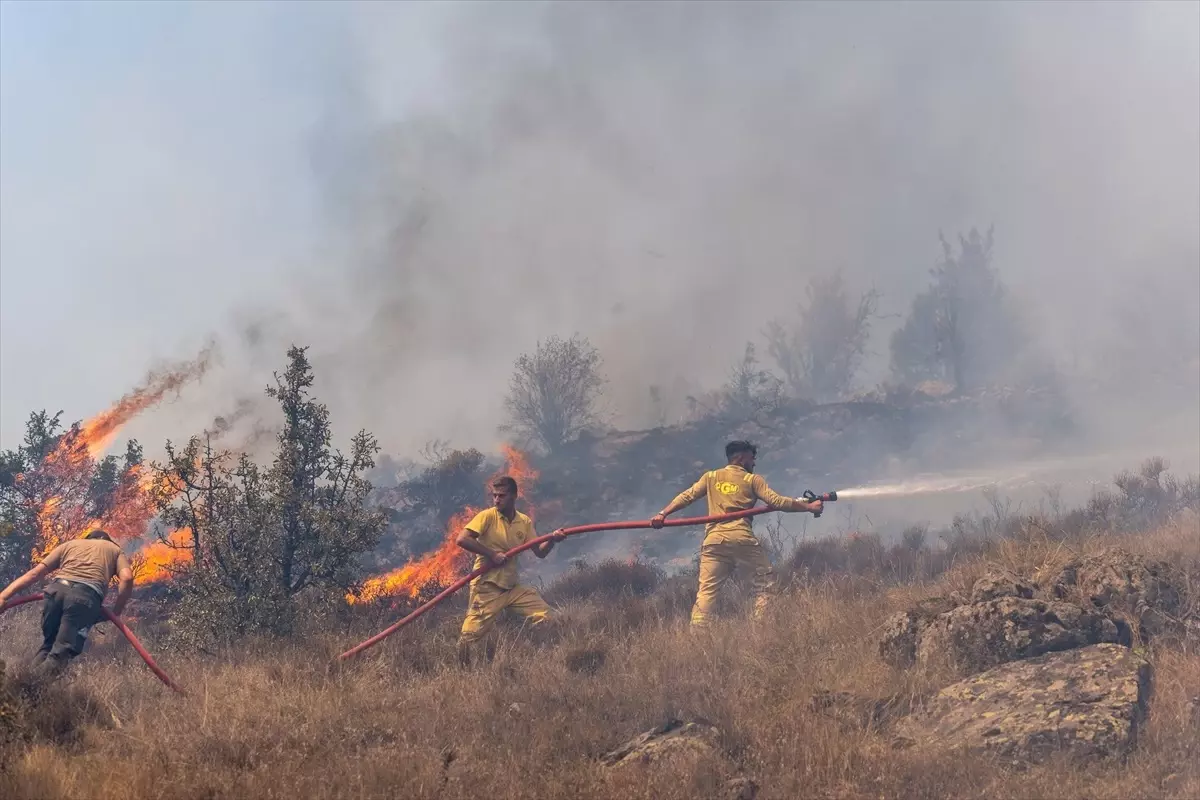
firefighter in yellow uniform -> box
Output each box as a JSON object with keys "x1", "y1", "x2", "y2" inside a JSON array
[
  {"x1": 651, "y1": 440, "x2": 822, "y2": 626},
  {"x1": 455, "y1": 475, "x2": 565, "y2": 665}
]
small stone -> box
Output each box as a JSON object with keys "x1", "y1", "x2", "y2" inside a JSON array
[{"x1": 601, "y1": 719, "x2": 722, "y2": 769}]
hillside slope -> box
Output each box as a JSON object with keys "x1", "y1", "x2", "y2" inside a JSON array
[{"x1": 2, "y1": 484, "x2": 1196, "y2": 800}]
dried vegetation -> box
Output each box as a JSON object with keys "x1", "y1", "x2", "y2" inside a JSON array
[{"x1": 2, "y1": 468, "x2": 1197, "y2": 800}]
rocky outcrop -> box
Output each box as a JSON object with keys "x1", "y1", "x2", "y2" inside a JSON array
[
  {"x1": 970, "y1": 566, "x2": 1035, "y2": 603},
  {"x1": 916, "y1": 597, "x2": 1120, "y2": 679},
  {"x1": 878, "y1": 596, "x2": 963, "y2": 669},
  {"x1": 875, "y1": 548, "x2": 1190, "y2": 765},
  {"x1": 894, "y1": 643, "x2": 1151, "y2": 766},
  {"x1": 1043, "y1": 548, "x2": 1185, "y2": 638},
  {"x1": 882, "y1": 548, "x2": 1187, "y2": 677}
]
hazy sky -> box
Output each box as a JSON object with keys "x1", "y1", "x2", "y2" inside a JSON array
[
  {"x1": 1, "y1": 1, "x2": 1197, "y2": 463},
  {"x1": 0, "y1": 0, "x2": 448, "y2": 450}
]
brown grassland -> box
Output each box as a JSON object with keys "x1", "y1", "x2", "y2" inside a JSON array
[{"x1": 2, "y1": 513, "x2": 1198, "y2": 800}]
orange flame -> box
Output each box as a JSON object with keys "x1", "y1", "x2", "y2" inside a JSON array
[
  {"x1": 347, "y1": 445, "x2": 540, "y2": 605},
  {"x1": 133, "y1": 528, "x2": 194, "y2": 585},
  {"x1": 28, "y1": 345, "x2": 214, "y2": 562},
  {"x1": 81, "y1": 343, "x2": 216, "y2": 460}
]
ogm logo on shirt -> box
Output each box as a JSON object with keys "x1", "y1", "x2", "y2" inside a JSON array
[{"x1": 715, "y1": 481, "x2": 741, "y2": 495}]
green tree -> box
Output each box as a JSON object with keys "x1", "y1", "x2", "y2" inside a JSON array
[
  {"x1": 151, "y1": 346, "x2": 386, "y2": 642},
  {"x1": 503, "y1": 334, "x2": 606, "y2": 453}
]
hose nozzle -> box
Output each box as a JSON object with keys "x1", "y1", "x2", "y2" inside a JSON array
[{"x1": 801, "y1": 490, "x2": 838, "y2": 517}]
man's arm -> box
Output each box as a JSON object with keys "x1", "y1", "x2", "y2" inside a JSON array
[
  {"x1": 456, "y1": 529, "x2": 508, "y2": 567},
  {"x1": 651, "y1": 474, "x2": 709, "y2": 528},
  {"x1": 532, "y1": 527, "x2": 568, "y2": 558},
  {"x1": 455, "y1": 515, "x2": 507, "y2": 567},
  {"x1": 751, "y1": 474, "x2": 822, "y2": 514},
  {"x1": 0, "y1": 561, "x2": 52, "y2": 607},
  {"x1": 109, "y1": 555, "x2": 134, "y2": 616}
]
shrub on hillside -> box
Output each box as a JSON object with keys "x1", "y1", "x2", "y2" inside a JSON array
[
  {"x1": 547, "y1": 558, "x2": 665, "y2": 603},
  {"x1": 149, "y1": 346, "x2": 386, "y2": 647}
]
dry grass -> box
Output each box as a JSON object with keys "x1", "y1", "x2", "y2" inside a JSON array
[{"x1": 1, "y1": 520, "x2": 1198, "y2": 800}]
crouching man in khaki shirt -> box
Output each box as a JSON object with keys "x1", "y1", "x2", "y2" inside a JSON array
[{"x1": 0, "y1": 529, "x2": 133, "y2": 678}]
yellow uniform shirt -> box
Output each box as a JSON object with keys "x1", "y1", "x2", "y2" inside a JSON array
[
  {"x1": 464, "y1": 507, "x2": 536, "y2": 590},
  {"x1": 668, "y1": 464, "x2": 805, "y2": 543}
]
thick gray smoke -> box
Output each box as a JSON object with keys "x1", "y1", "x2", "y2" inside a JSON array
[
  {"x1": 3, "y1": 1, "x2": 1197, "y2": 480},
  {"x1": 287, "y1": 0, "x2": 1200, "y2": 460}
]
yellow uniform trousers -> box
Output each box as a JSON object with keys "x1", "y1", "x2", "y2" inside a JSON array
[
  {"x1": 690, "y1": 535, "x2": 776, "y2": 627},
  {"x1": 458, "y1": 580, "x2": 553, "y2": 645}
]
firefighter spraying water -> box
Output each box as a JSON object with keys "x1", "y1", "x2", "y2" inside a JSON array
[
  {"x1": 651, "y1": 440, "x2": 825, "y2": 627},
  {"x1": 340, "y1": 439, "x2": 831, "y2": 660}
]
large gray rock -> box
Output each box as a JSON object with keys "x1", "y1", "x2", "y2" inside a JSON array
[
  {"x1": 1044, "y1": 548, "x2": 1185, "y2": 638},
  {"x1": 971, "y1": 566, "x2": 1036, "y2": 603},
  {"x1": 916, "y1": 597, "x2": 1120, "y2": 678},
  {"x1": 894, "y1": 643, "x2": 1151, "y2": 766},
  {"x1": 878, "y1": 596, "x2": 962, "y2": 668}
]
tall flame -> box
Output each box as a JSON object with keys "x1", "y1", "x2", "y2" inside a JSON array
[
  {"x1": 347, "y1": 445, "x2": 540, "y2": 605},
  {"x1": 81, "y1": 342, "x2": 216, "y2": 460},
  {"x1": 133, "y1": 527, "x2": 194, "y2": 585},
  {"x1": 28, "y1": 345, "x2": 214, "y2": 562}
]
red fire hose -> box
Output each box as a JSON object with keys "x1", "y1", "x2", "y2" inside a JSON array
[
  {"x1": 337, "y1": 505, "x2": 777, "y2": 661},
  {"x1": 0, "y1": 593, "x2": 186, "y2": 695}
]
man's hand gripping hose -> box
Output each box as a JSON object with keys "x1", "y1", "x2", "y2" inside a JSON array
[
  {"x1": 337, "y1": 506, "x2": 787, "y2": 661},
  {"x1": 0, "y1": 593, "x2": 187, "y2": 695}
]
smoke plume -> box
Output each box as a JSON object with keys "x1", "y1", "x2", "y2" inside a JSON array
[{"x1": 2, "y1": 1, "x2": 1196, "y2": 478}]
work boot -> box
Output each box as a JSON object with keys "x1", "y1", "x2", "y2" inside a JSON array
[
  {"x1": 456, "y1": 640, "x2": 474, "y2": 669},
  {"x1": 456, "y1": 639, "x2": 496, "y2": 669},
  {"x1": 30, "y1": 653, "x2": 68, "y2": 684}
]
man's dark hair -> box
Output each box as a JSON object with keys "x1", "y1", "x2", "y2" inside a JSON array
[
  {"x1": 83, "y1": 529, "x2": 114, "y2": 542},
  {"x1": 491, "y1": 475, "x2": 519, "y2": 495},
  {"x1": 725, "y1": 440, "x2": 758, "y2": 461}
]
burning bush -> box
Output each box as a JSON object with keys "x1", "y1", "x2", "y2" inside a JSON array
[
  {"x1": 346, "y1": 444, "x2": 541, "y2": 607},
  {"x1": 376, "y1": 445, "x2": 489, "y2": 562},
  {"x1": 0, "y1": 413, "x2": 145, "y2": 582}
]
